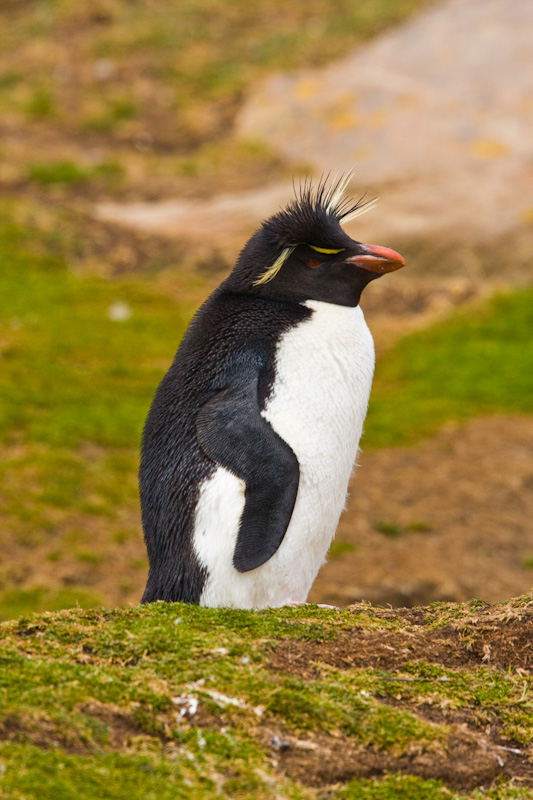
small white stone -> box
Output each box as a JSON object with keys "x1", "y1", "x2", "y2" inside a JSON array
[
  {"x1": 171, "y1": 695, "x2": 198, "y2": 716},
  {"x1": 205, "y1": 689, "x2": 245, "y2": 708},
  {"x1": 197, "y1": 731, "x2": 206, "y2": 748},
  {"x1": 107, "y1": 301, "x2": 132, "y2": 321}
]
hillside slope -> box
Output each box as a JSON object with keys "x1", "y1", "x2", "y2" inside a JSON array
[{"x1": 1, "y1": 595, "x2": 532, "y2": 798}]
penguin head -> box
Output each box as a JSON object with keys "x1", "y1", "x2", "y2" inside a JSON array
[{"x1": 227, "y1": 175, "x2": 405, "y2": 307}]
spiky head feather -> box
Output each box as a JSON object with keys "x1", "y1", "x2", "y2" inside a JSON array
[{"x1": 254, "y1": 174, "x2": 376, "y2": 286}]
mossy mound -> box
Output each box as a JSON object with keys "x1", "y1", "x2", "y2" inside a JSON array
[{"x1": 1, "y1": 595, "x2": 532, "y2": 798}]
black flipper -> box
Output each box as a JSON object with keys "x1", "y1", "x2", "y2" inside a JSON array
[{"x1": 196, "y1": 375, "x2": 299, "y2": 572}]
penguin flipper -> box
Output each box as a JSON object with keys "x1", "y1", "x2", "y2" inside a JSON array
[{"x1": 196, "y1": 377, "x2": 299, "y2": 572}]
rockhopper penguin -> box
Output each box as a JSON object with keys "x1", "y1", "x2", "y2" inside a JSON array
[{"x1": 140, "y1": 175, "x2": 405, "y2": 608}]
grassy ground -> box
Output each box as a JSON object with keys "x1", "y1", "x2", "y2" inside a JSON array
[
  {"x1": 1, "y1": 596, "x2": 532, "y2": 798},
  {"x1": 366, "y1": 288, "x2": 533, "y2": 447}
]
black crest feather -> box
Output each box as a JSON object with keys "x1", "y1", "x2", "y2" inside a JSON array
[{"x1": 262, "y1": 173, "x2": 376, "y2": 250}]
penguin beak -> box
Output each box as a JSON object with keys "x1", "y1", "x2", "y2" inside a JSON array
[{"x1": 344, "y1": 244, "x2": 405, "y2": 273}]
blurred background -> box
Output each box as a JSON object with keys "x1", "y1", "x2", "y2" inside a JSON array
[{"x1": 0, "y1": 0, "x2": 532, "y2": 621}]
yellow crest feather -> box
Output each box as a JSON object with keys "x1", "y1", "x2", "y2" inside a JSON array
[{"x1": 252, "y1": 246, "x2": 296, "y2": 286}]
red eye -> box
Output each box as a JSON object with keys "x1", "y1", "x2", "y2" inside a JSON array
[{"x1": 307, "y1": 258, "x2": 322, "y2": 268}]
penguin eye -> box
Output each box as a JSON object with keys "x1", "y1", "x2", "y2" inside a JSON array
[{"x1": 307, "y1": 258, "x2": 322, "y2": 268}]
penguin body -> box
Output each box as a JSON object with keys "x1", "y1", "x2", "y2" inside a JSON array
[
  {"x1": 140, "y1": 177, "x2": 405, "y2": 608},
  {"x1": 195, "y1": 300, "x2": 374, "y2": 608}
]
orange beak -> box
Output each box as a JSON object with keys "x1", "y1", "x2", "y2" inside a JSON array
[{"x1": 345, "y1": 244, "x2": 406, "y2": 273}]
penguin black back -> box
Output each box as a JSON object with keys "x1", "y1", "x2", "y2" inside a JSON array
[{"x1": 140, "y1": 290, "x2": 310, "y2": 602}]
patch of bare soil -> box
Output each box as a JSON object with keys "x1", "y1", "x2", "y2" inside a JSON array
[
  {"x1": 309, "y1": 416, "x2": 533, "y2": 608},
  {"x1": 271, "y1": 608, "x2": 533, "y2": 677},
  {"x1": 78, "y1": 700, "x2": 164, "y2": 750},
  {"x1": 0, "y1": 706, "x2": 142, "y2": 755},
  {"x1": 265, "y1": 725, "x2": 518, "y2": 790},
  {"x1": 0, "y1": 711, "x2": 80, "y2": 753}
]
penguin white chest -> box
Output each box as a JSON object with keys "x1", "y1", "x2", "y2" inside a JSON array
[{"x1": 195, "y1": 300, "x2": 375, "y2": 608}]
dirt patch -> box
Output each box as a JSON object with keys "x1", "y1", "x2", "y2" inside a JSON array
[
  {"x1": 270, "y1": 616, "x2": 533, "y2": 677},
  {"x1": 309, "y1": 416, "x2": 533, "y2": 608},
  {"x1": 263, "y1": 725, "x2": 520, "y2": 790},
  {"x1": 0, "y1": 710, "x2": 91, "y2": 755},
  {"x1": 1, "y1": 699, "x2": 196, "y2": 754},
  {"x1": 78, "y1": 700, "x2": 162, "y2": 749}
]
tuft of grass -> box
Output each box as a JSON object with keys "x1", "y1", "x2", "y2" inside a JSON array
[
  {"x1": 365, "y1": 289, "x2": 533, "y2": 448},
  {"x1": 408, "y1": 520, "x2": 433, "y2": 533},
  {"x1": 328, "y1": 540, "x2": 357, "y2": 558},
  {"x1": 337, "y1": 775, "x2": 454, "y2": 799},
  {"x1": 25, "y1": 86, "x2": 55, "y2": 118},
  {"x1": 372, "y1": 519, "x2": 403, "y2": 538},
  {"x1": 75, "y1": 551, "x2": 106, "y2": 565},
  {"x1": 27, "y1": 160, "x2": 92, "y2": 186}
]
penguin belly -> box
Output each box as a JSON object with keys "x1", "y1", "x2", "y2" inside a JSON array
[{"x1": 193, "y1": 300, "x2": 375, "y2": 609}]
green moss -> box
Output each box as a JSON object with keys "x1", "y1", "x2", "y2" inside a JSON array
[
  {"x1": 1, "y1": 601, "x2": 532, "y2": 798},
  {"x1": 0, "y1": 604, "x2": 441, "y2": 759},
  {"x1": 338, "y1": 775, "x2": 451, "y2": 799},
  {"x1": 25, "y1": 86, "x2": 56, "y2": 118},
  {"x1": 372, "y1": 519, "x2": 404, "y2": 538},
  {"x1": 328, "y1": 540, "x2": 357, "y2": 558},
  {"x1": 0, "y1": 743, "x2": 215, "y2": 800}
]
